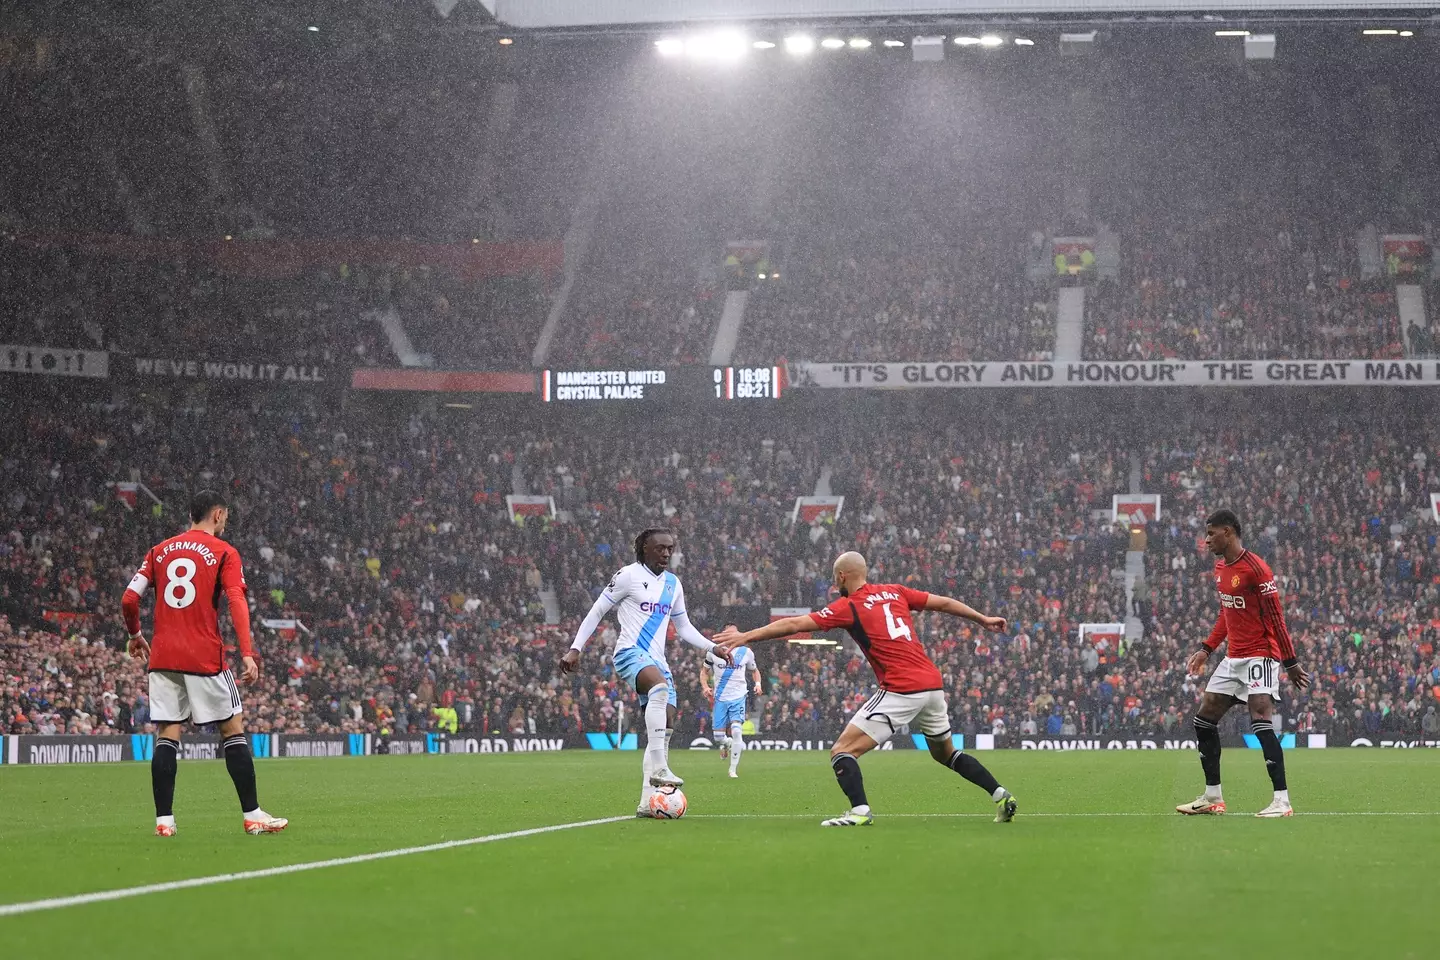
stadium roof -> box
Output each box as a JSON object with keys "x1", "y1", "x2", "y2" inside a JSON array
[{"x1": 486, "y1": 0, "x2": 1440, "y2": 29}]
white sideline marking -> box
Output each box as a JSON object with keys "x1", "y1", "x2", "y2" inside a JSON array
[
  {"x1": 0, "y1": 815, "x2": 630, "y2": 918},
  {"x1": 689, "y1": 811, "x2": 1440, "y2": 819}
]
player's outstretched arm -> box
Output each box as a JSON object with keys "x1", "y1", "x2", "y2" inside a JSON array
[
  {"x1": 922, "y1": 594, "x2": 1007, "y2": 632},
  {"x1": 673, "y1": 612, "x2": 732, "y2": 664},
  {"x1": 716, "y1": 615, "x2": 820, "y2": 652}
]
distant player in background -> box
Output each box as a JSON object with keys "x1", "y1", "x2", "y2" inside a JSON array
[
  {"x1": 122, "y1": 491, "x2": 288, "y2": 837},
  {"x1": 561, "y1": 529, "x2": 731, "y2": 816},
  {"x1": 700, "y1": 631, "x2": 762, "y2": 778},
  {"x1": 1178, "y1": 509, "x2": 1311, "y2": 819},
  {"x1": 716, "y1": 551, "x2": 1015, "y2": 826}
]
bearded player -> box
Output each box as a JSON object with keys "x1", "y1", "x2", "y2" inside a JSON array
[
  {"x1": 1177, "y1": 509, "x2": 1311, "y2": 819},
  {"x1": 122, "y1": 491, "x2": 287, "y2": 837},
  {"x1": 716, "y1": 551, "x2": 1016, "y2": 827}
]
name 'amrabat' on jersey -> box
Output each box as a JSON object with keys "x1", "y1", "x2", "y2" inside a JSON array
[{"x1": 568, "y1": 562, "x2": 717, "y2": 660}]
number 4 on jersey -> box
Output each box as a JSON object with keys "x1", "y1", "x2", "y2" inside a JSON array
[{"x1": 882, "y1": 602, "x2": 912, "y2": 641}]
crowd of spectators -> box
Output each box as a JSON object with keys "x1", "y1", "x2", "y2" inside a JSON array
[
  {"x1": 390, "y1": 271, "x2": 546, "y2": 370},
  {"x1": 1085, "y1": 219, "x2": 1408, "y2": 362},
  {"x1": 0, "y1": 243, "x2": 393, "y2": 368},
  {"x1": 4, "y1": 391, "x2": 1436, "y2": 746},
  {"x1": 732, "y1": 240, "x2": 1054, "y2": 365},
  {"x1": 552, "y1": 253, "x2": 723, "y2": 368}
]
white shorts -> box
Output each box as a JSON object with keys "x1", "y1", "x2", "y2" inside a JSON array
[
  {"x1": 1205, "y1": 657, "x2": 1282, "y2": 702},
  {"x1": 149, "y1": 670, "x2": 243, "y2": 725},
  {"x1": 847, "y1": 689, "x2": 951, "y2": 745}
]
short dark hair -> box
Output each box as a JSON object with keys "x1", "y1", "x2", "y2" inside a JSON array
[
  {"x1": 1205, "y1": 509, "x2": 1242, "y2": 537},
  {"x1": 190, "y1": 490, "x2": 228, "y2": 524},
  {"x1": 634, "y1": 528, "x2": 672, "y2": 559}
]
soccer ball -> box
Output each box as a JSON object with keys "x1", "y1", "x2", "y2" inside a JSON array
[{"x1": 648, "y1": 786, "x2": 688, "y2": 819}]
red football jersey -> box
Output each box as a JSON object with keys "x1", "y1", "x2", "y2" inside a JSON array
[
  {"x1": 1204, "y1": 550, "x2": 1297, "y2": 663},
  {"x1": 123, "y1": 530, "x2": 253, "y2": 675},
  {"x1": 810, "y1": 583, "x2": 943, "y2": 693}
]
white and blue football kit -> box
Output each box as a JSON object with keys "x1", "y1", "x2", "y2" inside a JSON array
[
  {"x1": 573, "y1": 562, "x2": 712, "y2": 704},
  {"x1": 708, "y1": 645, "x2": 753, "y2": 731},
  {"x1": 570, "y1": 561, "x2": 720, "y2": 811}
]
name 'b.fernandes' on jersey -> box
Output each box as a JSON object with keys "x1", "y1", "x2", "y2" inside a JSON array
[
  {"x1": 121, "y1": 530, "x2": 254, "y2": 676},
  {"x1": 1204, "y1": 550, "x2": 1298, "y2": 665},
  {"x1": 809, "y1": 583, "x2": 943, "y2": 693}
]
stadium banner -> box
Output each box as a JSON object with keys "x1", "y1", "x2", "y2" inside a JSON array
[
  {"x1": 260, "y1": 618, "x2": 310, "y2": 641},
  {"x1": 1382, "y1": 234, "x2": 1430, "y2": 277},
  {"x1": 1, "y1": 344, "x2": 109, "y2": 379},
  {"x1": 1348, "y1": 738, "x2": 1440, "y2": 748},
  {"x1": 125, "y1": 355, "x2": 330, "y2": 385},
  {"x1": 352, "y1": 369, "x2": 536, "y2": 394},
  {"x1": 276, "y1": 734, "x2": 370, "y2": 758},
  {"x1": 10, "y1": 735, "x2": 135, "y2": 764},
  {"x1": 1078, "y1": 623, "x2": 1126, "y2": 657},
  {"x1": 1431, "y1": 493, "x2": 1440, "y2": 522},
  {"x1": 439, "y1": 735, "x2": 568, "y2": 753},
  {"x1": 506, "y1": 495, "x2": 556, "y2": 522},
  {"x1": 787, "y1": 359, "x2": 1440, "y2": 390},
  {"x1": 1053, "y1": 236, "x2": 1096, "y2": 276},
  {"x1": 381, "y1": 734, "x2": 571, "y2": 753},
  {"x1": 1016, "y1": 737, "x2": 1199, "y2": 750},
  {"x1": 1112, "y1": 494, "x2": 1161, "y2": 525},
  {"x1": 770, "y1": 606, "x2": 817, "y2": 641},
  {"x1": 687, "y1": 737, "x2": 894, "y2": 751},
  {"x1": 792, "y1": 496, "x2": 843, "y2": 525}
]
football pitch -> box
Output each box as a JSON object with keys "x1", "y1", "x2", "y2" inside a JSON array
[{"x1": 1, "y1": 750, "x2": 1433, "y2": 959}]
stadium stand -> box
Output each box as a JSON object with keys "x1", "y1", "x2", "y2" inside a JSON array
[{"x1": 3, "y1": 396, "x2": 1436, "y2": 744}]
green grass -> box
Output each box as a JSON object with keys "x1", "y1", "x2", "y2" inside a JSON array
[{"x1": 0, "y1": 749, "x2": 1434, "y2": 959}]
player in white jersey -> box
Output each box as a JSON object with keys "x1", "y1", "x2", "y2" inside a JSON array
[
  {"x1": 560, "y1": 529, "x2": 730, "y2": 816},
  {"x1": 701, "y1": 639, "x2": 762, "y2": 777}
]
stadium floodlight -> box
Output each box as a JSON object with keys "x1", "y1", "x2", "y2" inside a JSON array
[
  {"x1": 820, "y1": 37, "x2": 846, "y2": 49},
  {"x1": 979, "y1": 35, "x2": 1003, "y2": 47},
  {"x1": 307, "y1": 25, "x2": 320, "y2": 32},
  {"x1": 882, "y1": 39, "x2": 905, "y2": 47},
  {"x1": 655, "y1": 37, "x2": 684, "y2": 56},
  {"x1": 1014, "y1": 38, "x2": 1035, "y2": 46},
  {"x1": 685, "y1": 31, "x2": 749, "y2": 60},
  {"x1": 1214, "y1": 30, "x2": 1250, "y2": 36},
  {"x1": 753, "y1": 40, "x2": 776, "y2": 49},
  {"x1": 954, "y1": 36, "x2": 981, "y2": 46},
  {"x1": 498, "y1": 37, "x2": 514, "y2": 45},
  {"x1": 784, "y1": 34, "x2": 816, "y2": 55},
  {"x1": 848, "y1": 38, "x2": 872, "y2": 49},
  {"x1": 1362, "y1": 29, "x2": 1399, "y2": 35}
]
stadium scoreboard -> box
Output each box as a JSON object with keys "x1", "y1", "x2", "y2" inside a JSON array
[{"x1": 542, "y1": 367, "x2": 783, "y2": 403}]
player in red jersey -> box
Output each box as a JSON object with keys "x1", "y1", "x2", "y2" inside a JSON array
[
  {"x1": 122, "y1": 491, "x2": 287, "y2": 837},
  {"x1": 1177, "y1": 509, "x2": 1311, "y2": 819},
  {"x1": 716, "y1": 551, "x2": 1016, "y2": 826}
]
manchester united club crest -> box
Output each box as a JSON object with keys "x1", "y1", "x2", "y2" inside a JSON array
[{"x1": 1231, "y1": 574, "x2": 1242, "y2": 588}]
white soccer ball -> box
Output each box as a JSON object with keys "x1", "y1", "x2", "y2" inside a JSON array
[{"x1": 648, "y1": 786, "x2": 688, "y2": 819}]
